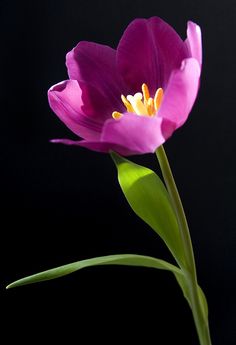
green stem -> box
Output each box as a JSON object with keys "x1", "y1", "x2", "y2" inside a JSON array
[{"x1": 156, "y1": 145, "x2": 212, "y2": 345}]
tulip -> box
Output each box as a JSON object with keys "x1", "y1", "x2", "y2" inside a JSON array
[{"x1": 48, "y1": 17, "x2": 202, "y2": 156}]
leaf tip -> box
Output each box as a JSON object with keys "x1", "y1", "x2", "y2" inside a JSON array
[
  {"x1": 110, "y1": 151, "x2": 119, "y2": 164},
  {"x1": 6, "y1": 279, "x2": 23, "y2": 289},
  {"x1": 110, "y1": 151, "x2": 127, "y2": 167},
  {"x1": 6, "y1": 283, "x2": 13, "y2": 290}
]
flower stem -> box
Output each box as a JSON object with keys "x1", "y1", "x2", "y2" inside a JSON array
[{"x1": 156, "y1": 145, "x2": 212, "y2": 345}]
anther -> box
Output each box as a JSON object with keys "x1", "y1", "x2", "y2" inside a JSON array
[
  {"x1": 154, "y1": 88, "x2": 163, "y2": 111},
  {"x1": 112, "y1": 111, "x2": 123, "y2": 120},
  {"x1": 121, "y1": 95, "x2": 134, "y2": 113},
  {"x1": 142, "y1": 83, "x2": 150, "y2": 104},
  {"x1": 147, "y1": 98, "x2": 155, "y2": 116}
]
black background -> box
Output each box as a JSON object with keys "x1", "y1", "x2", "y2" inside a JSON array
[{"x1": 1, "y1": 0, "x2": 236, "y2": 344}]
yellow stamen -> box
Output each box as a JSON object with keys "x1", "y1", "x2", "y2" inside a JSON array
[
  {"x1": 154, "y1": 88, "x2": 164, "y2": 111},
  {"x1": 112, "y1": 84, "x2": 164, "y2": 120},
  {"x1": 142, "y1": 83, "x2": 150, "y2": 105},
  {"x1": 127, "y1": 93, "x2": 149, "y2": 116},
  {"x1": 147, "y1": 98, "x2": 155, "y2": 116},
  {"x1": 112, "y1": 111, "x2": 123, "y2": 120},
  {"x1": 121, "y1": 95, "x2": 134, "y2": 113}
]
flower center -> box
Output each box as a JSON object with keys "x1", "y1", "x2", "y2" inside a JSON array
[{"x1": 112, "y1": 83, "x2": 163, "y2": 120}]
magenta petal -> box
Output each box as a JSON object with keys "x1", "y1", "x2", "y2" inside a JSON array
[
  {"x1": 158, "y1": 58, "x2": 201, "y2": 128},
  {"x1": 48, "y1": 80, "x2": 102, "y2": 140},
  {"x1": 117, "y1": 17, "x2": 188, "y2": 95},
  {"x1": 78, "y1": 141, "x2": 129, "y2": 155},
  {"x1": 66, "y1": 41, "x2": 126, "y2": 111},
  {"x1": 51, "y1": 138, "x2": 134, "y2": 156},
  {"x1": 101, "y1": 114, "x2": 176, "y2": 155},
  {"x1": 51, "y1": 114, "x2": 176, "y2": 156},
  {"x1": 185, "y1": 21, "x2": 202, "y2": 66}
]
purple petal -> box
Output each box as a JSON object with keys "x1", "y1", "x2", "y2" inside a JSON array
[
  {"x1": 185, "y1": 21, "x2": 202, "y2": 66},
  {"x1": 48, "y1": 80, "x2": 103, "y2": 140},
  {"x1": 101, "y1": 114, "x2": 176, "y2": 155},
  {"x1": 51, "y1": 114, "x2": 176, "y2": 156},
  {"x1": 66, "y1": 41, "x2": 126, "y2": 111},
  {"x1": 158, "y1": 58, "x2": 201, "y2": 128},
  {"x1": 51, "y1": 138, "x2": 133, "y2": 156},
  {"x1": 117, "y1": 17, "x2": 188, "y2": 95}
]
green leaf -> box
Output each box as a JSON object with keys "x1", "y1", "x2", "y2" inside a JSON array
[
  {"x1": 6, "y1": 254, "x2": 182, "y2": 289},
  {"x1": 198, "y1": 286, "x2": 209, "y2": 319},
  {"x1": 174, "y1": 273, "x2": 208, "y2": 320},
  {"x1": 174, "y1": 272, "x2": 192, "y2": 307},
  {"x1": 111, "y1": 152, "x2": 185, "y2": 267}
]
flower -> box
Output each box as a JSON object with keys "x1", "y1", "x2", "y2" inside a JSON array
[{"x1": 48, "y1": 17, "x2": 202, "y2": 156}]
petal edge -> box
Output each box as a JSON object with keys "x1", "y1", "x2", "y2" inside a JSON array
[
  {"x1": 185, "y1": 21, "x2": 202, "y2": 66},
  {"x1": 159, "y1": 58, "x2": 201, "y2": 128}
]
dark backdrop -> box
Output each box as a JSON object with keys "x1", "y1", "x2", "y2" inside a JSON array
[{"x1": 1, "y1": 1, "x2": 235, "y2": 344}]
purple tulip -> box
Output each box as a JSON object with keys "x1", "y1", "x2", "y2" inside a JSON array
[{"x1": 48, "y1": 17, "x2": 202, "y2": 156}]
